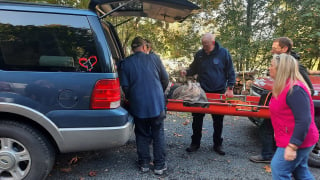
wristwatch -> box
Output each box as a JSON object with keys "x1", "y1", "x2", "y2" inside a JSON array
[{"x1": 228, "y1": 86, "x2": 233, "y2": 91}]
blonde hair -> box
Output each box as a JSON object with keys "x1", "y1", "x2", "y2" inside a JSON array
[{"x1": 272, "y1": 53, "x2": 310, "y2": 97}]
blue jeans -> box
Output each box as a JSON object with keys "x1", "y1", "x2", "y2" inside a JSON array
[
  {"x1": 259, "y1": 118, "x2": 275, "y2": 159},
  {"x1": 271, "y1": 146, "x2": 315, "y2": 180},
  {"x1": 134, "y1": 111, "x2": 166, "y2": 169}
]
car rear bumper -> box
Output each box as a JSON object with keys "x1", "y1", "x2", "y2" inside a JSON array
[{"x1": 58, "y1": 115, "x2": 133, "y2": 152}]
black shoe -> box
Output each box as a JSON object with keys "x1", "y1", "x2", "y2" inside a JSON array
[
  {"x1": 186, "y1": 144, "x2": 200, "y2": 152},
  {"x1": 154, "y1": 163, "x2": 167, "y2": 175},
  {"x1": 249, "y1": 155, "x2": 271, "y2": 163},
  {"x1": 214, "y1": 146, "x2": 226, "y2": 155}
]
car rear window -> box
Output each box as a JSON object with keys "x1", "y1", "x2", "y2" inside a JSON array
[{"x1": 0, "y1": 10, "x2": 101, "y2": 72}]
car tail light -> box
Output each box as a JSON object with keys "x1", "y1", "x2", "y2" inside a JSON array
[{"x1": 91, "y1": 78, "x2": 121, "y2": 109}]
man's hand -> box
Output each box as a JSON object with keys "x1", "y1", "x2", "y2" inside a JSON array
[
  {"x1": 180, "y1": 70, "x2": 187, "y2": 77},
  {"x1": 225, "y1": 89, "x2": 234, "y2": 98},
  {"x1": 284, "y1": 144, "x2": 297, "y2": 161}
]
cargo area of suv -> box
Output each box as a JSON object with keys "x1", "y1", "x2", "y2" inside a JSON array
[{"x1": 0, "y1": 1, "x2": 199, "y2": 179}]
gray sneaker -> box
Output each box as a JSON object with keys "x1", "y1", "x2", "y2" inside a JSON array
[
  {"x1": 249, "y1": 155, "x2": 271, "y2": 163},
  {"x1": 138, "y1": 163, "x2": 150, "y2": 173},
  {"x1": 154, "y1": 163, "x2": 167, "y2": 175}
]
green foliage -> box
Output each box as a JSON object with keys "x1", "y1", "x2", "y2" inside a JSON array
[
  {"x1": 107, "y1": 17, "x2": 201, "y2": 62},
  {"x1": 17, "y1": 0, "x2": 320, "y2": 71},
  {"x1": 211, "y1": 0, "x2": 319, "y2": 72},
  {"x1": 215, "y1": 0, "x2": 275, "y2": 73},
  {"x1": 271, "y1": 0, "x2": 320, "y2": 70}
]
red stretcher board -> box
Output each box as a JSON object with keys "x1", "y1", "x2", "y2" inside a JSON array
[{"x1": 166, "y1": 93, "x2": 270, "y2": 118}]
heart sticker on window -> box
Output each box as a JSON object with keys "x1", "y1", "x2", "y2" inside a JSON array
[{"x1": 79, "y1": 56, "x2": 97, "y2": 71}]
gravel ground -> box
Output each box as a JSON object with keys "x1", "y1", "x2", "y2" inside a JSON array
[{"x1": 47, "y1": 112, "x2": 320, "y2": 180}]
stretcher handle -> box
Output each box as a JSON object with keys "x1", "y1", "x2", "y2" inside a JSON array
[
  {"x1": 167, "y1": 99, "x2": 269, "y2": 109},
  {"x1": 235, "y1": 106, "x2": 260, "y2": 112},
  {"x1": 208, "y1": 94, "x2": 248, "y2": 102}
]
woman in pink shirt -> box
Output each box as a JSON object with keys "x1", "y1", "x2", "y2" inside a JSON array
[{"x1": 269, "y1": 53, "x2": 319, "y2": 180}]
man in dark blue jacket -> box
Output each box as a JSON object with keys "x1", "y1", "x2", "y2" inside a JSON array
[
  {"x1": 181, "y1": 33, "x2": 235, "y2": 155},
  {"x1": 119, "y1": 37, "x2": 169, "y2": 175}
]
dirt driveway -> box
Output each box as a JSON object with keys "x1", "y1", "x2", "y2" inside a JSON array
[{"x1": 47, "y1": 112, "x2": 320, "y2": 179}]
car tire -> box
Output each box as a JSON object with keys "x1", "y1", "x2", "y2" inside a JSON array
[
  {"x1": 308, "y1": 109, "x2": 320, "y2": 168},
  {"x1": 0, "y1": 120, "x2": 56, "y2": 180},
  {"x1": 248, "y1": 91, "x2": 272, "y2": 127}
]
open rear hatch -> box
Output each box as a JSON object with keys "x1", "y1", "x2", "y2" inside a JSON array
[{"x1": 89, "y1": 0, "x2": 200, "y2": 22}]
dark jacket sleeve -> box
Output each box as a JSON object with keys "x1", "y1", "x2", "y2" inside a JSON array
[
  {"x1": 298, "y1": 63, "x2": 314, "y2": 96},
  {"x1": 152, "y1": 54, "x2": 169, "y2": 92},
  {"x1": 225, "y1": 50, "x2": 235, "y2": 87},
  {"x1": 186, "y1": 51, "x2": 201, "y2": 76},
  {"x1": 287, "y1": 85, "x2": 312, "y2": 146},
  {"x1": 159, "y1": 62, "x2": 169, "y2": 92},
  {"x1": 118, "y1": 60, "x2": 130, "y2": 99}
]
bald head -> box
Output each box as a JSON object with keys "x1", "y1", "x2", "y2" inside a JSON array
[
  {"x1": 201, "y1": 33, "x2": 215, "y2": 54},
  {"x1": 202, "y1": 33, "x2": 215, "y2": 42}
]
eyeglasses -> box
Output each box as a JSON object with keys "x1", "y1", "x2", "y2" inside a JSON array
[
  {"x1": 272, "y1": 47, "x2": 282, "y2": 51},
  {"x1": 272, "y1": 54, "x2": 281, "y2": 62}
]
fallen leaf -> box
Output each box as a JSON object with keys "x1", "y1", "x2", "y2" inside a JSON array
[
  {"x1": 88, "y1": 171, "x2": 97, "y2": 177},
  {"x1": 264, "y1": 165, "x2": 272, "y2": 173},
  {"x1": 68, "y1": 156, "x2": 79, "y2": 165},
  {"x1": 182, "y1": 120, "x2": 190, "y2": 125},
  {"x1": 60, "y1": 167, "x2": 72, "y2": 173},
  {"x1": 173, "y1": 132, "x2": 183, "y2": 137}
]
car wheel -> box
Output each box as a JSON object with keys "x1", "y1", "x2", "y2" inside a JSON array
[
  {"x1": 0, "y1": 120, "x2": 55, "y2": 180},
  {"x1": 308, "y1": 109, "x2": 320, "y2": 167}
]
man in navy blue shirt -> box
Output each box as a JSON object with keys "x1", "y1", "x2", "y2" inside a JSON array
[
  {"x1": 181, "y1": 33, "x2": 235, "y2": 155},
  {"x1": 119, "y1": 37, "x2": 169, "y2": 175}
]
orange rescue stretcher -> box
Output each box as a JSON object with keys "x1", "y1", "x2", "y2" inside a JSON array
[{"x1": 166, "y1": 93, "x2": 270, "y2": 118}]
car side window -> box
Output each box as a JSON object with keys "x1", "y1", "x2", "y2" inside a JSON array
[{"x1": 0, "y1": 10, "x2": 101, "y2": 72}]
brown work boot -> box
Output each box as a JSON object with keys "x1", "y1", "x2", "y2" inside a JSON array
[
  {"x1": 249, "y1": 155, "x2": 271, "y2": 163},
  {"x1": 213, "y1": 146, "x2": 226, "y2": 156}
]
